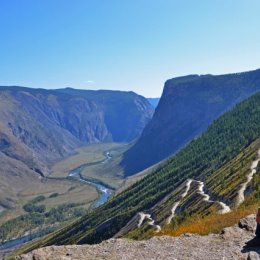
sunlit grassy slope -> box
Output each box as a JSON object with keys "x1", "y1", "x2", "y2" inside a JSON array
[{"x1": 160, "y1": 204, "x2": 259, "y2": 237}]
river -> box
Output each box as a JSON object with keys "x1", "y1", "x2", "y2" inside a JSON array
[
  {"x1": 0, "y1": 151, "x2": 113, "y2": 254},
  {"x1": 69, "y1": 150, "x2": 112, "y2": 207},
  {"x1": 0, "y1": 227, "x2": 56, "y2": 258},
  {"x1": 68, "y1": 166, "x2": 112, "y2": 207}
]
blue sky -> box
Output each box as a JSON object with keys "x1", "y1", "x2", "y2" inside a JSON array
[{"x1": 0, "y1": 0, "x2": 259, "y2": 97}]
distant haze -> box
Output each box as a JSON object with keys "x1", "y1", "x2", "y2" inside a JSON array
[{"x1": 147, "y1": 98, "x2": 160, "y2": 108}]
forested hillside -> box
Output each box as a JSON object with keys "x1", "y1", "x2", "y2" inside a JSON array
[{"x1": 12, "y1": 91, "x2": 260, "y2": 258}]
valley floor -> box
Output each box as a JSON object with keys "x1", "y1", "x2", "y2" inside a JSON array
[
  {"x1": 0, "y1": 143, "x2": 130, "y2": 251},
  {"x1": 16, "y1": 215, "x2": 260, "y2": 260},
  {"x1": 0, "y1": 142, "x2": 128, "y2": 222}
]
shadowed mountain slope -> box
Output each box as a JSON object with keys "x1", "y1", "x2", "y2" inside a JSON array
[
  {"x1": 147, "y1": 98, "x2": 160, "y2": 108},
  {"x1": 0, "y1": 86, "x2": 153, "y2": 210},
  {"x1": 122, "y1": 69, "x2": 260, "y2": 176}
]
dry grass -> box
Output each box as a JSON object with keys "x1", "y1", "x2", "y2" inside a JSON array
[
  {"x1": 0, "y1": 208, "x2": 25, "y2": 225},
  {"x1": 0, "y1": 143, "x2": 128, "y2": 225},
  {"x1": 80, "y1": 155, "x2": 125, "y2": 188},
  {"x1": 0, "y1": 177, "x2": 98, "y2": 224},
  {"x1": 159, "y1": 204, "x2": 259, "y2": 237},
  {"x1": 51, "y1": 143, "x2": 125, "y2": 178},
  {"x1": 77, "y1": 143, "x2": 129, "y2": 189},
  {"x1": 21, "y1": 178, "x2": 98, "y2": 210}
]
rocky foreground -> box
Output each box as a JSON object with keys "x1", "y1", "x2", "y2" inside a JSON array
[{"x1": 18, "y1": 215, "x2": 260, "y2": 260}]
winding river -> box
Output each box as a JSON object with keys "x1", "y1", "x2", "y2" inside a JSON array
[
  {"x1": 0, "y1": 227, "x2": 56, "y2": 254},
  {"x1": 69, "y1": 151, "x2": 113, "y2": 207},
  {"x1": 68, "y1": 167, "x2": 111, "y2": 207},
  {"x1": 0, "y1": 151, "x2": 113, "y2": 253}
]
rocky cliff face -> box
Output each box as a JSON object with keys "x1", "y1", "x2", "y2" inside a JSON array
[
  {"x1": 0, "y1": 86, "x2": 153, "y2": 210},
  {"x1": 6, "y1": 87, "x2": 154, "y2": 144},
  {"x1": 0, "y1": 86, "x2": 153, "y2": 166},
  {"x1": 16, "y1": 215, "x2": 260, "y2": 260},
  {"x1": 121, "y1": 69, "x2": 260, "y2": 176}
]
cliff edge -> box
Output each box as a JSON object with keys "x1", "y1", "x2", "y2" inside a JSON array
[{"x1": 17, "y1": 215, "x2": 260, "y2": 260}]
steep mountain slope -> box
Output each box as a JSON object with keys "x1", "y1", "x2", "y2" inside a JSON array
[
  {"x1": 0, "y1": 86, "x2": 153, "y2": 211},
  {"x1": 13, "y1": 92, "x2": 260, "y2": 258},
  {"x1": 120, "y1": 140, "x2": 260, "y2": 239},
  {"x1": 122, "y1": 69, "x2": 260, "y2": 175},
  {"x1": 55, "y1": 88, "x2": 154, "y2": 142}
]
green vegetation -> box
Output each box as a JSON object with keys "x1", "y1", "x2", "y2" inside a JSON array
[
  {"x1": 0, "y1": 176, "x2": 98, "y2": 227},
  {"x1": 49, "y1": 193, "x2": 59, "y2": 198},
  {"x1": 23, "y1": 204, "x2": 46, "y2": 214},
  {"x1": 29, "y1": 196, "x2": 45, "y2": 204},
  {"x1": 161, "y1": 169, "x2": 260, "y2": 238},
  {"x1": 51, "y1": 142, "x2": 129, "y2": 189},
  {"x1": 150, "y1": 138, "x2": 260, "y2": 238},
  {"x1": 1, "y1": 143, "x2": 127, "y2": 245},
  {"x1": 0, "y1": 86, "x2": 153, "y2": 231},
  {"x1": 23, "y1": 196, "x2": 46, "y2": 213},
  {"x1": 12, "y1": 92, "x2": 260, "y2": 258},
  {"x1": 0, "y1": 203, "x2": 88, "y2": 242},
  {"x1": 80, "y1": 144, "x2": 129, "y2": 189}
]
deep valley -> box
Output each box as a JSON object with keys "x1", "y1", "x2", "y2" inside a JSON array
[{"x1": 1, "y1": 69, "x2": 260, "y2": 260}]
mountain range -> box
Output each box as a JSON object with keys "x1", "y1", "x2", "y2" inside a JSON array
[
  {"x1": 12, "y1": 88, "x2": 260, "y2": 258},
  {"x1": 0, "y1": 87, "x2": 153, "y2": 210},
  {"x1": 1, "y1": 69, "x2": 260, "y2": 260}
]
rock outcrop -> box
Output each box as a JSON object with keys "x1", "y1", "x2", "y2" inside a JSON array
[{"x1": 17, "y1": 215, "x2": 260, "y2": 260}]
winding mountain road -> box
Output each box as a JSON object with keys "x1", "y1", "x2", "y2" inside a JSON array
[
  {"x1": 137, "y1": 213, "x2": 161, "y2": 232},
  {"x1": 196, "y1": 180, "x2": 231, "y2": 214},
  {"x1": 235, "y1": 149, "x2": 260, "y2": 207},
  {"x1": 166, "y1": 179, "x2": 192, "y2": 224},
  {"x1": 166, "y1": 179, "x2": 231, "y2": 225}
]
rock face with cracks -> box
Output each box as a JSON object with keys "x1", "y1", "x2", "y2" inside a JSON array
[{"x1": 17, "y1": 215, "x2": 260, "y2": 260}]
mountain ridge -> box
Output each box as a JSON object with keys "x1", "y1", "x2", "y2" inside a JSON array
[
  {"x1": 0, "y1": 86, "x2": 153, "y2": 212},
  {"x1": 121, "y1": 68, "x2": 260, "y2": 176},
  {"x1": 11, "y1": 91, "x2": 260, "y2": 258}
]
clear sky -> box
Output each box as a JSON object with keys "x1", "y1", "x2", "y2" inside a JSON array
[{"x1": 0, "y1": 0, "x2": 259, "y2": 97}]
